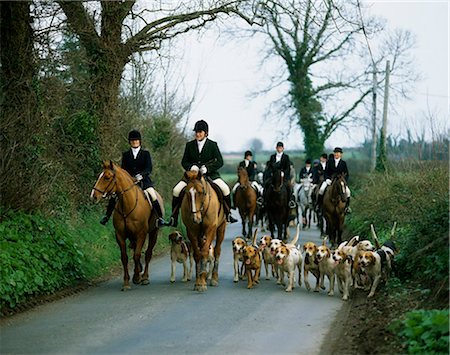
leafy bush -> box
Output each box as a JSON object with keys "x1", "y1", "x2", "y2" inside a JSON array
[
  {"x1": 0, "y1": 207, "x2": 170, "y2": 310},
  {"x1": 389, "y1": 309, "x2": 449, "y2": 354},
  {"x1": 346, "y1": 162, "x2": 449, "y2": 293}
]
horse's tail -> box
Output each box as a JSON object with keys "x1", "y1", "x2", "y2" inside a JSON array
[
  {"x1": 287, "y1": 224, "x2": 300, "y2": 246},
  {"x1": 370, "y1": 224, "x2": 381, "y2": 249}
]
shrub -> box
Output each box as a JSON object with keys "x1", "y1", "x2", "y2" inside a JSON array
[
  {"x1": 389, "y1": 309, "x2": 449, "y2": 354},
  {"x1": 0, "y1": 206, "x2": 170, "y2": 311},
  {"x1": 346, "y1": 162, "x2": 449, "y2": 294}
]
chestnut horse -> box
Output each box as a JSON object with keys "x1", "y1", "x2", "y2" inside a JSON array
[
  {"x1": 322, "y1": 174, "x2": 347, "y2": 247},
  {"x1": 235, "y1": 167, "x2": 257, "y2": 239},
  {"x1": 264, "y1": 169, "x2": 290, "y2": 241},
  {"x1": 91, "y1": 160, "x2": 163, "y2": 290},
  {"x1": 181, "y1": 170, "x2": 227, "y2": 292}
]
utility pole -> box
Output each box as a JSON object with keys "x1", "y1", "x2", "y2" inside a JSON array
[
  {"x1": 377, "y1": 60, "x2": 390, "y2": 171},
  {"x1": 370, "y1": 66, "x2": 377, "y2": 171}
]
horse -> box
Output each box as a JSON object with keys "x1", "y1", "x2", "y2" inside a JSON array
[
  {"x1": 264, "y1": 169, "x2": 290, "y2": 241},
  {"x1": 235, "y1": 167, "x2": 257, "y2": 239},
  {"x1": 322, "y1": 174, "x2": 348, "y2": 247},
  {"x1": 90, "y1": 160, "x2": 163, "y2": 291},
  {"x1": 181, "y1": 170, "x2": 227, "y2": 292},
  {"x1": 297, "y1": 176, "x2": 314, "y2": 229}
]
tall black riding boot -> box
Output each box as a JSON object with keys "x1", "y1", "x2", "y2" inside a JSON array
[
  {"x1": 165, "y1": 195, "x2": 182, "y2": 227},
  {"x1": 345, "y1": 197, "x2": 352, "y2": 214},
  {"x1": 100, "y1": 197, "x2": 116, "y2": 225},
  {"x1": 224, "y1": 195, "x2": 238, "y2": 223},
  {"x1": 317, "y1": 194, "x2": 324, "y2": 207},
  {"x1": 151, "y1": 199, "x2": 165, "y2": 227}
]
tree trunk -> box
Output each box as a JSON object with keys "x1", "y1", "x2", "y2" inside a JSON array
[{"x1": 0, "y1": 1, "x2": 41, "y2": 210}]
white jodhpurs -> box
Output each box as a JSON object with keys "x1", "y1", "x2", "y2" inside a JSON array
[
  {"x1": 231, "y1": 182, "x2": 240, "y2": 193},
  {"x1": 144, "y1": 187, "x2": 157, "y2": 201},
  {"x1": 213, "y1": 178, "x2": 230, "y2": 196},
  {"x1": 318, "y1": 180, "x2": 351, "y2": 198},
  {"x1": 319, "y1": 180, "x2": 330, "y2": 195},
  {"x1": 172, "y1": 178, "x2": 231, "y2": 197},
  {"x1": 251, "y1": 181, "x2": 263, "y2": 194},
  {"x1": 173, "y1": 181, "x2": 187, "y2": 197}
]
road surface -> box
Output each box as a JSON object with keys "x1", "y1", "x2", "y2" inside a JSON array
[{"x1": 1, "y1": 216, "x2": 343, "y2": 355}]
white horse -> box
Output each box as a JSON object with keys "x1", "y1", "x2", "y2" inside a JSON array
[{"x1": 296, "y1": 176, "x2": 314, "y2": 229}]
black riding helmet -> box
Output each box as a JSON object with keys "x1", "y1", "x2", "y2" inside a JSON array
[
  {"x1": 244, "y1": 150, "x2": 252, "y2": 158},
  {"x1": 193, "y1": 120, "x2": 208, "y2": 133},
  {"x1": 128, "y1": 130, "x2": 142, "y2": 141}
]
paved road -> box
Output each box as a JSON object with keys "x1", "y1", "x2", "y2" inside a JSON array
[{"x1": 1, "y1": 216, "x2": 342, "y2": 355}]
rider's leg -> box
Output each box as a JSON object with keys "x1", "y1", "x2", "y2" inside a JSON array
[
  {"x1": 231, "y1": 182, "x2": 239, "y2": 209},
  {"x1": 345, "y1": 186, "x2": 352, "y2": 214},
  {"x1": 252, "y1": 181, "x2": 264, "y2": 205},
  {"x1": 317, "y1": 180, "x2": 329, "y2": 206},
  {"x1": 145, "y1": 187, "x2": 165, "y2": 227},
  {"x1": 213, "y1": 178, "x2": 238, "y2": 223},
  {"x1": 100, "y1": 197, "x2": 116, "y2": 225},
  {"x1": 165, "y1": 181, "x2": 187, "y2": 227}
]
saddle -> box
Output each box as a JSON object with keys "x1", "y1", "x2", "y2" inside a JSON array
[{"x1": 205, "y1": 177, "x2": 225, "y2": 205}]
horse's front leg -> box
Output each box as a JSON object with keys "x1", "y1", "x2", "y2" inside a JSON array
[
  {"x1": 132, "y1": 234, "x2": 145, "y2": 285},
  {"x1": 141, "y1": 228, "x2": 158, "y2": 285},
  {"x1": 211, "y1": 222, "x2": 226, "y2": 287},
  {"x1": 116, "y1": 234, "x2": 130, "y2": 291}
]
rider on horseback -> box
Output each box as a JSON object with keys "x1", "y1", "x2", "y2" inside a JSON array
[
  {"x1": 100, "y1": 130, "x2": 165, "y2": 227},
  {"x1": 264, "y1": 141, "x2": 296, "y2": 209},
  {"x1": 231, "y1": 150, "x2": 264, "y2": 207},
  {"x1": 317, "y1": 147, "x2": 352, "y2": 214},
  {"x1": 164, "y1": 120, "x2": 238, "y2": 227}
]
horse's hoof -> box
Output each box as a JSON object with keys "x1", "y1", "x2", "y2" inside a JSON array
[
  {"x1": 210, "y1": 279, "x2": 219, "y2": 287},
  {"x1": 140, "y1": 279, "x2": 149, "y2": 285},
  {"x1": 170, "y1": 280, "x2": 175, "y2": 283},
  {"x1": 194, "y1": 284, "x2": 207, "y2": 292},
  {"x1": 121, "y1": 285, "x2": 131, "y2": 291}
]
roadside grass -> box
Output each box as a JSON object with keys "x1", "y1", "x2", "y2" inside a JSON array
[{"x1": 0, "y1": 205, "x2": 171, "y2": 313}]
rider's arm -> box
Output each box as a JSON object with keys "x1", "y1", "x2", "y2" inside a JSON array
[
  {"x1": 140, "y1": 150, "x2": 152, "y2": 177},
  {"x1": 206, "y1": 141, "x2": 224, "y2": 172}
]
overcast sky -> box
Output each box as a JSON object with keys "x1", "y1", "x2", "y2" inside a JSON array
[{"x1": 173, "y1": 1, "x2": 448, "y2": 153}]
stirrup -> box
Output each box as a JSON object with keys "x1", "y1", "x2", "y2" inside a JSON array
[
  {"x1": 289, "y1": 200, "x2": 297, "y2": 209},
  {"x1": 345, "y1": 207, "x2": 352, "y2": 215},
  {"x1": 256, "y1": 197, "x2": 264, "y2": 206},
  {"x1": 227, "y1": 215, "x2": 238, "y2": 223},
  {"x1": 100, "y1": 216, "x2": 109, "y2": 225}
]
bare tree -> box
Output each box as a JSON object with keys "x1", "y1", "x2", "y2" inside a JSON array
[
  {"x1": 56, "y1": 0, "x2": 257, "y2": 157},
  {"x1": 251, "y1": 0, "x2": 418, "y2": 159}
]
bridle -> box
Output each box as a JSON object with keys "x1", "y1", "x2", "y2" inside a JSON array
[
  {"x1": 93, "y1": 168, "x2": 139, "y2": 219},
  {"x1": 189, "y1": 178, "x2": 211, "y2": 217}
]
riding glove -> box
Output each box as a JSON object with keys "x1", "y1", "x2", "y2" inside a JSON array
[
  {"x1": 135, "y1": 174, "x2": 143, "y2": 181},
  {"x1": 190, "y1": 165, "x2": 199, "y2": 172},
  {"x1": 200, "y1": 165, "x2": 207, "y2": 174}
]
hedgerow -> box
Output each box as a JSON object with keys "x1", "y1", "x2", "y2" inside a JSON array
[
  {"x1": 346, "y1": 161, "x2": 448, "y2": 293},
  {"x1": 0, "y1": 206, "x2": 171, "y2": 311}
]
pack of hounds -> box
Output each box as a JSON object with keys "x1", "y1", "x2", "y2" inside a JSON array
[{"x1": 168, "y1": 223, "x2": 398, "y2": 300}]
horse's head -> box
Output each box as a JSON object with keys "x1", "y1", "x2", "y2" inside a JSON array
[
  {"x1": 237, "y1": 167, "x2": 249, "y2": 187},
  {"x1": 331, "y1": 174, "x2": 347, "y2": 201},
  {"x1": 90, "y1": 160, "x2": 119, "y2": 203},
  {"x1": 184, "y1": 170, "x2": 208, "y2": 224},
  {"x1": 271, "y1": 169, "x2": 284, "y2": 192}
]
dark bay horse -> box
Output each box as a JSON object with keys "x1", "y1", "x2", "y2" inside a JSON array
[
  {"x1": 91, "y1": 160, "x2": 163, "y2": 290},
  {"x1": 322, "y1": 174, "x2": 347, "y2": 247},
  {"x1": 235, "y1": 167, "x2": 257, "y2": 239},
  {"x1": 265, "y1": 169, "x2": 290, "y2": 241},
  {"x1": 181, "y1": 170, "x2": 227, "y2": 292}
]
